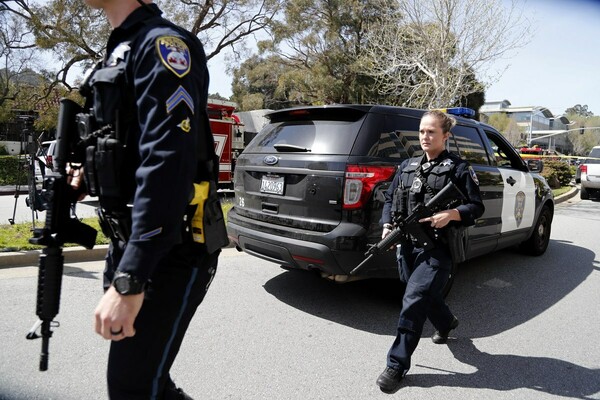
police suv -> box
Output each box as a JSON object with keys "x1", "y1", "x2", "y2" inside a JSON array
[{"x1": 226, "y1": 105, "x2": 554, "y2": 288}]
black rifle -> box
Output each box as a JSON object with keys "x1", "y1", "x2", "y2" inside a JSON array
[
  {"x1": 26, "y1": 99, "x2": 98, "y2": 371},
  {"x1": 350, "y1": 182, "x2": 466, "y2": 275}
]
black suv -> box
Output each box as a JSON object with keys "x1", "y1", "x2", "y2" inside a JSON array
[{"x1": 227, "y1": 105, "x2": 554, "y2": 284}]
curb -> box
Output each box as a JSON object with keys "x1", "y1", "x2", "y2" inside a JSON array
[
  {"x1": 0, "y1": 245, "x2": 109, "y2": 269},
  {"x1": 554, "y1": 185, "x2": 579, "y2": 204}
]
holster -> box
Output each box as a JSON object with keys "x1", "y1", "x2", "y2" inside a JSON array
[
  {"x1": 97, "y1": 208, "x2": 131, "y2": 243},
  {"x1": 184, "y1": 181, "x2": 229, "y2": 254},
  {"x1": 445, "y1": 225, "x2": 467, "y2": 264}
]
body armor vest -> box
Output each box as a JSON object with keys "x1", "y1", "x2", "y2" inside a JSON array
[{"x1": 393, "y1": 155, "x2": 456, "y2": 219}]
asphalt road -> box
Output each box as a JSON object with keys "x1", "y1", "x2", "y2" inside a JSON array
[{"x1": 0, "y1": 196, "x2": 599, "y2": 399}]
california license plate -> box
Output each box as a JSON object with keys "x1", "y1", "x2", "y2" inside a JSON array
[{"x1": 260, "y1": 175, "x2": 285, "y2": 195}]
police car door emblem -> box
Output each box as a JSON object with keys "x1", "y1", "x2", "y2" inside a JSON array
[
  {"x1": 263, "y1": 155, "x2": 278, "y2": 165},
  {"x1": 156, "y1": 36, "x2": 191, "y2": 78},
  {"x1": 514, "y1": 191, "x2": 526, "y2": 227}
]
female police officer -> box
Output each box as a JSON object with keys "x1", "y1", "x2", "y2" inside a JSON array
[{"x1": 376, "y1": 110, "x2": 484, "y2": 393}]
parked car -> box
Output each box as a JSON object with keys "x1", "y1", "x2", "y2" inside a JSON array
[
  {"x1": 580, "y1": 146, "x2": 600, "y2": 200},
  {"x1": 226, "y1": 105, "x2": 554, "y2": 292},
  {"x1": 34, "y1": 140, "x2": 57, "y2": 183}
]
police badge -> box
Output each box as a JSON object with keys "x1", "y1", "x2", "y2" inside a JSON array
[
  {"x1": 156, "y1": 36, "x2": 191, "y2": 78},
  {"x1": 410, "y1": 177, "x2": 423, "y2": 193}
]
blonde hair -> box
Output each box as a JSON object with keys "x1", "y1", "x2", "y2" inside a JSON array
[{"x1": 423, "y1": 110, "x2": 456, "y2": 133}]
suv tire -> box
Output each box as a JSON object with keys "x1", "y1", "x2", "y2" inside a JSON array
[
  {"x1": 519, "y1": 206, "x2": 552, "y2": 256},
  {"x1": 580, "y1": 186, "x2": 589, "y2": 200}
]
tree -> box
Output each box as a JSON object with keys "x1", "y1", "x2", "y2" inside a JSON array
[
  {"x1": 362, "y1": 0, "x2": 531, "y2": 109},
  {"x1": 231, "y1": 53, "x2": 308, "y2": 110},
  {"x1": 486, "y1": 113, "x2": 522, "y2": 146},
  {"x1": 565, "y1": 104, "x2": 594, "y2": 117},
  {"x1": 233, "y1": 0, "x2": 398, "y2": 107},
  {"x1": 0, "y1": 1, "x2": 38, "y2": 110},
  {"x1": 565, "y1": 114, "x2": 600, "y2": 155},
  {"x1": 0, "y1": 0, "x2": 283, "y2": 131}
]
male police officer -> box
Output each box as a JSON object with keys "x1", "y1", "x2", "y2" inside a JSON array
[
  {"x1": 79, "y1": 0, "x2": 228, "y2": 398},
  {"x1": 376, "y1": 110, "x2": 484, "y2": 393}
]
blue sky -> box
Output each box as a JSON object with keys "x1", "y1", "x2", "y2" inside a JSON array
[
  {"x1": 485, "y1": 0, "x2": 600, "y2": 116},
  {"x1": 207, "y1": 0, "x2": 600, "y2": 117}
]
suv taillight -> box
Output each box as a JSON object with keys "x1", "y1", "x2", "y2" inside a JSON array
[
  {"x1": 45, "y1": 155, "x2": 53, "y2": 170},
  {"x1": 343, "y1": 165, "x2": 396, "y2": 210},
  {"x1": 580, "y1": 165, "x2": 587, "y2": 174}
]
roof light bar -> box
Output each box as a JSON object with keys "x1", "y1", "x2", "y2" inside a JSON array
[{"x1": 437, "y1": 107, "x2": 476, "y2": 118}]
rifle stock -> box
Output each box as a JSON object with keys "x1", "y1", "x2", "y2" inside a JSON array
[
  {"x1": 26, "y1": 98, "x2": 97, "y2": 371},
  {"x1": 350, "y1": 182, "x2": 466, "y2": 276}
]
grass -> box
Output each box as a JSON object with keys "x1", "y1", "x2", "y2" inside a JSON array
[
  {"x1": 0, "y1": 217, "x2": 108, "y2": 252},
  {"x1": 0, "y1": 201, "x2": 236, "y2": 252},
  {"x1": 552, "y1": 185, "x2": 573, "y2": 198}
]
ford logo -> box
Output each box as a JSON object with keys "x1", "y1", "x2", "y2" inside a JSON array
[{"x1": 263, "y1": 155, "x2": 278, "y2": 165}]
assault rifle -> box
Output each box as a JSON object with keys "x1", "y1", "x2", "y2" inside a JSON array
[
  {"x1": 26, "y1": 99, "x2": 97, "y2": 371},
  {"x1": 350, "y1": 182, "x2": 466, "y2": 275}
]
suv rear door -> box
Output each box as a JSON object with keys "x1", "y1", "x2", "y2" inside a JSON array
[{"x1": 233, "y1": 107, "x2": 369, "y2": 232}]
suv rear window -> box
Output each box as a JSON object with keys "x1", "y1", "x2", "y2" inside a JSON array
[
  {"x1": 244, "y1": 108, "x2": 367, "y2": 155},
  {"x1": 587, "y1": 147, "x2": 600, "y2": 163}
]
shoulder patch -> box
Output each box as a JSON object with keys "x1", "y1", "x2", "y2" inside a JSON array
[
  {"x1": 156, "y1": 36, "x2": 191, "y2": 78},
  {"x1": 468, "y1": 166, "x2": 479, "y2": 186}
]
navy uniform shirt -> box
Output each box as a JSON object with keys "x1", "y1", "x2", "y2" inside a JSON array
[
  {"x1": 382, "y1": 151, "x2": 485, "y2": 227},
  {"x1": 92, "y1": 4, "x2": 213, "y2": 282}
]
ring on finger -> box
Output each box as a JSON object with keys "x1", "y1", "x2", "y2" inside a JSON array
[{"x1": 110, "y1": 327, "x2": 123, "y2": 336}]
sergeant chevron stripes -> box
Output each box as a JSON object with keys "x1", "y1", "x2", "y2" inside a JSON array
[{"x1": 166, "y1": 86, "x2": 195, "y2": 114}]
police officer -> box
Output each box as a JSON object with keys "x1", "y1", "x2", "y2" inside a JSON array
[
  {"x1": 79, "y1": 0, "x2": 228, "y2": 398},
  {"x1": 376, "y1": 110, "x2": 484, "y2": 394}
]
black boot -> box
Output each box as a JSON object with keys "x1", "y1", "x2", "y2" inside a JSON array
[
  {"x1": 432, "y1": 316, "x2": 459, "y2": 344},
  {"x1": 376, "y1": 367, "x2": 407, "y2": 394}
]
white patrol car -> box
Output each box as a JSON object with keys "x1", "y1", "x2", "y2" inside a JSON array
[{"x1": 226, "y1": 105, "x2": 554, "y2": 291}]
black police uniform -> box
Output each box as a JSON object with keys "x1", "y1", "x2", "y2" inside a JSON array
[
  {"x1": 79, "y1": 4, "x2": 227, "y2": 399},
  {"x1": 381, "y1": 150, "x2": 484, "y2": 373}
]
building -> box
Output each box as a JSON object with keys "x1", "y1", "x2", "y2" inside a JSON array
[{"x1": 480, "y1": 100, "x2": 573, "y2": 153}]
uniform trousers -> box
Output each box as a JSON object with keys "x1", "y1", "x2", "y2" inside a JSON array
[
  {"x1": 387, "y1": 243, "x2": 454, "y2": 371},
  {"x1": 103, "y1": 241, "x2": 219, "y2": 399}
]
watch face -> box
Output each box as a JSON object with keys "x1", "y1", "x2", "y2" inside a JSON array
[{"x1": 114, "y1": 276, "x2": 131, "y2": 294}]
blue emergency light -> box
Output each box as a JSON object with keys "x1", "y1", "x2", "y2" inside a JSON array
[{"x1": 438, "y1": 107, "x2": 476, "y2": 118}]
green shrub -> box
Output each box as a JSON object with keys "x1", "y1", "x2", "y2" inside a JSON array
[
  {"x1": 0, "y1": 156, "x2": 28, "y2": 186},
  {"x1": 0, "y1": 144, "x2": 8, "y2": 155},
  {"x1": 541, "y1": 160, "x2": 573, "y2": 188}
]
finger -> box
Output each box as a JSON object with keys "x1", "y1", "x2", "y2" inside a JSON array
[
  {"x1": 94, "y1": 311, "x2": 102, "y2": 336},
  {"x1": 122, "y1": 322, "x2": 136, "y2": 338}
]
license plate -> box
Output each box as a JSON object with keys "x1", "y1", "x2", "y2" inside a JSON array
[{"x1": 260, "y1": 175, "x2": 285, "y2": 195}]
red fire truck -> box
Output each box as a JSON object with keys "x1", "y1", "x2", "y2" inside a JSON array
[{"x1": 207, "y1": 98, "x2": 244, "y2": 188}]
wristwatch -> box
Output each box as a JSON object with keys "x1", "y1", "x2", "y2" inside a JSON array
[
  {"x1": 383, "y1": 223, "x2": 393, "y2": 230},
  {"x1": 112, "y1": 271, "x2": 147, "y2": 295}
]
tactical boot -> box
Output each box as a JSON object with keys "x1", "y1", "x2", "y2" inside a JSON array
[
  {"x1": 376, "y1": 367, "x2": 407, "y2": 394},
  {"x1": 432, "y1": 316, "x2": 459, "y2": 344}
]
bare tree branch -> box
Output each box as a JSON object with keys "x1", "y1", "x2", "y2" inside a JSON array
[{"x1": 363, "y1": 0, "x2": 532, "y2": 108}]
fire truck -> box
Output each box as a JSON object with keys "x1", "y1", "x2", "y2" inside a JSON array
[
  {"x1": 519, "y1": 145, "x2": 560, "y2": 161},
  {"x1": 207, "y1": 98, "x2": 244, "y2": 188}
]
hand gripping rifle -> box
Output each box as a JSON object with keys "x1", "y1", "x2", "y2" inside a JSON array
[
  {"x1": 350, "y1": 181, "x2": 466, "y2": 275},
  {"x1": 26, "y1": 99, "x2": 98, "y2": 371}
]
